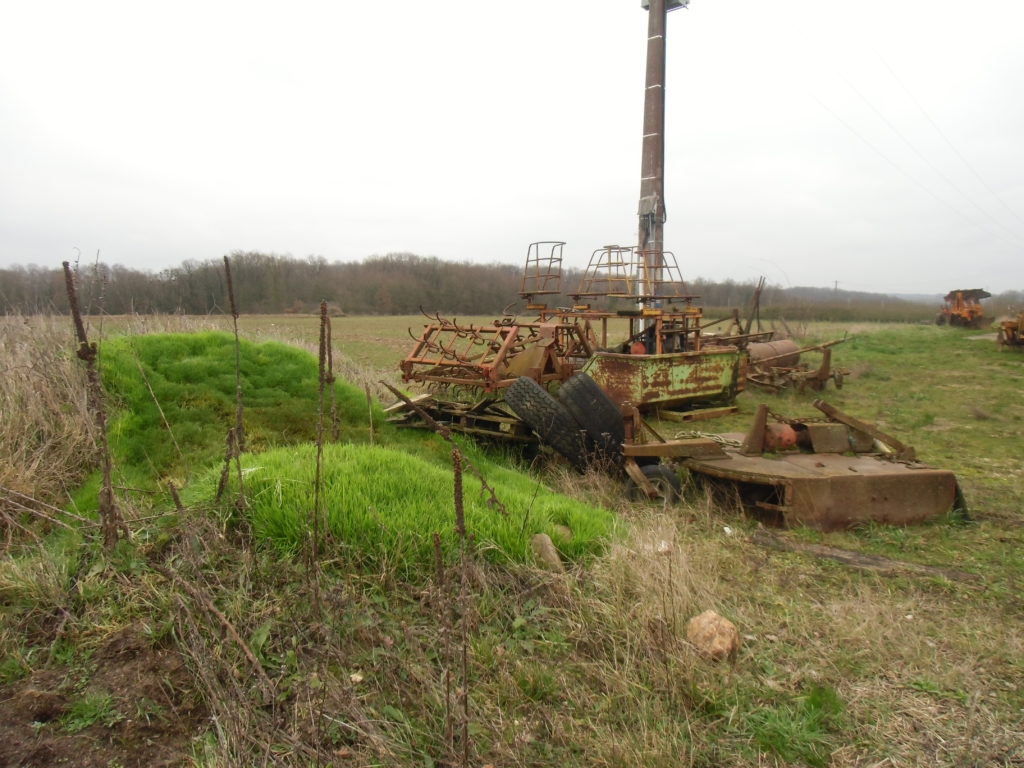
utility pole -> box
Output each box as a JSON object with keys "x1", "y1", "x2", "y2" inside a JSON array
[{"x1": 636, "y1": 0, "x2": 688, "y2": 332}]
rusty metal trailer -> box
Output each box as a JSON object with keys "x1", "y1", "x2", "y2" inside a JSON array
[{"x1": 683, "y1": 401, "x2": 962, "y2": 530}]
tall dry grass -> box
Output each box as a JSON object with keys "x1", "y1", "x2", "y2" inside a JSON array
[{"x1": 0, "y1": 315, "x2": 97, "y2": 519}]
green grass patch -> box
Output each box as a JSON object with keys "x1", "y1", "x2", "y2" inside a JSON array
[
  {"x1": 204, "y1": 442, "x2": 617, "y2": 578},
  {"x1": 738, "y1": 684, "x2": 845, "y2": 766},
  {"x1": 60, "y1": 690, "x2": 124, "y2": 732},
  {"x1": 86, "y1": 331, "x2": 380, "y2": 497}
]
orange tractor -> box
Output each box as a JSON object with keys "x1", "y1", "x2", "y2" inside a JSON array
[{"x1": 935, "y1": 289, "x2": 991, "y2": 329}]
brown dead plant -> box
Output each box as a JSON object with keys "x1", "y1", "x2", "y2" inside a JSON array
[
  {"x1": 0, "y1": 315, "x2": 96, "y2": 538},
  {"x1": 62, "y1": 261, "x2": 128, "y2": 549}
]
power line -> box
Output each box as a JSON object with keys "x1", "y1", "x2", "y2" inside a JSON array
[
  {"x1": 810, "y1": 93, "x2": 993, "y2": 234},
  {"x1": 839, "y1": 69, "x2": 1024, "y2": 246},
  {"x1": 880, "y1": 56, "x2": 1024, "y2": 231}
]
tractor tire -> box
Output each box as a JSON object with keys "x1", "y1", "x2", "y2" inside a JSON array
[
  {"x1": 557, "y1": 373, "x2": 626, "y2": 462},
  {"x1": 626, "y1": 463, "x2": 682, "y2": 505},
  {"x1": 505, "y1": 377, "x2": 588, "y2": 472}
]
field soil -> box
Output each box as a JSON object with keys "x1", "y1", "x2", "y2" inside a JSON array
[{"x1": 0, "y1": 626, "x2": 205, "y2": 767}]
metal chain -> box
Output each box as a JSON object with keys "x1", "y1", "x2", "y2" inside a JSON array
[
  {"x1": 674, "y1": 430, "x2": 743, "y2": 447},
  {"x1": 765, "y1": 407, "x2": 831, "y2": 425}
]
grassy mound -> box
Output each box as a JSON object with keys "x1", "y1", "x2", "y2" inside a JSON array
[
  {"x1": 206, "y1": 442, "x2": 618, "y2": 577},
  {"x1": 97, "y1": 331, "x2": 378, "y2": 483},
  {"x1": 85, "y1": 330, "x2": 618, "y2": 575}
]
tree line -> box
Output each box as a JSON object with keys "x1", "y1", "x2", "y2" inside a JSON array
[{"x1": 1, "y1": 251, "x2": 1019, "y2": 322}]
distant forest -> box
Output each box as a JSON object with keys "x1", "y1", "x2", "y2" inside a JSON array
[{"x1": 1, "y1": 251, "x2": 1020, "y2": 322}]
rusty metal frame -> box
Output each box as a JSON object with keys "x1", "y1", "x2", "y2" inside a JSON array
[
  {"x1": 400, "y1": 318, "x2": 594, "y2": 392},
  {"x1": 519, "y1": 241, "x2": 565, "y2": 302}
]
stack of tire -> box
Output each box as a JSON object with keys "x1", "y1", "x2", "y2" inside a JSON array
[
  {"x1": 504, "y1": 373, "x2": 624, "y2": 473},
  {"x1": 504, "y1": 373, "x2": 681, "y2": 501}
]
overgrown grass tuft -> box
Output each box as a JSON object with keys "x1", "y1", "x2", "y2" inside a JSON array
[
  {"x1": 95, "y1": 331, "x2": 380, "y2": 488},
  {"x1": 204, "y1": 442, "x2": 618, "y2": 578},
  {"x1": 739, "y1": 684, "x2": 845, "y2": 766}
]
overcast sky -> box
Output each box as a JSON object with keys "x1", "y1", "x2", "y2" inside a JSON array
[{"x1": 1, "y1": 0, "x2": 1021, "y2": 294}]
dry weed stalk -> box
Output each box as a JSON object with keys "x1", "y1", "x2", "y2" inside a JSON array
[
  {"x1": 431, "y1": 531, "x2": 456, "y2": 757},
  {"x1": 364, "y1": 384, "x2": 375, "y2": 445},
  {"x1": 0, "y1": 486, "x2": 93, "y2": 548},
  {"x1": 214, "y1": 427, "x2": 238, "y2": 503},
  {"x1": 61, "y1": 261, "x2": 128, "y2": 549},
  {"x1": 306, "y1": 301, "x2": 329, "y2": 609},
  {"x1": 452, "y1": 447, "x2": 472, "y2": 768},
  {"x1": 325, "y1": 306, "x2": 341, "y2": 441},
  {"x1": 223, "y1": 255, "x2": 247, "y2": 452},
  {"x1": 166, "y1": 481, "x2": 184, "y2": 512},
  {"x1": 222, "y1": 256, "x2": 248, "y2": 515}
]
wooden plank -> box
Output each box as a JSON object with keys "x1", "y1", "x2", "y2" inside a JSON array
[{"x1": 624, "y1": 438, "x2": 727, "y2": 459}]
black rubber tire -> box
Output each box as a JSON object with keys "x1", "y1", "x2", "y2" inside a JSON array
[
  {"x1": 505, "y1": 377, "x2": 588, "y2": 472},
  {"x1": 626, "y1": 463, "x2": 683, "y2": 504},
  {"x1": 557, "y1": 373, "x2": 626, "y2": 462}
]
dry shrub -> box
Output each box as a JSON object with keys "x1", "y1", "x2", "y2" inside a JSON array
[
  {"x1": 0, "y1": 315, "x2": 97, "y2": 513},
  {"x1": 146, "y1": 512, "x2": 420, "y2": 766},
  {"x1": 546, "y1": 464, "x2": 631, "y2": 514},
  {"x1": 571, "y1": 488, "x2": 743, "y2": 676}
]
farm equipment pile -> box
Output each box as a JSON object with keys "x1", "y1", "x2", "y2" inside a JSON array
[
  {"x1": 397, "y1": 241, "x2": 750, "y2": 417},
  {"x1": 387, "y1": 0, "x2": 962, "y2": 529}
]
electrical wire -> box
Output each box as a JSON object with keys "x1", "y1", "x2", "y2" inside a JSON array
[
  {"x1": 880, "y1": 56, "x2": 1024, "y2": 231},
  {"x1": 810, "y1": 90, "x2": 1024, "y2": 255},
  {"x1": 839, "y1": 70, "x2": 1024, "y2": 246}
]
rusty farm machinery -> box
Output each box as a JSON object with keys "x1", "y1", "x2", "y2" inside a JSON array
[
  {"x1": 996, "y1": 311, "x2": 1024, "y2": 350},
  {"x1": 387, "y1": 0, "x2": 961, "y2": 529},
  {"x1": 745, "y1": 338, "x2": 849, "y2": 394}
]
